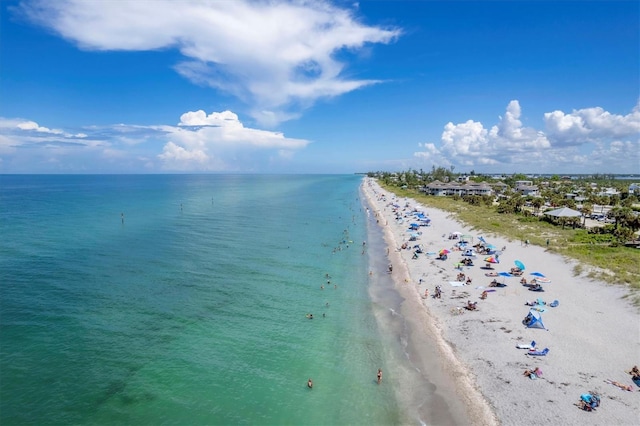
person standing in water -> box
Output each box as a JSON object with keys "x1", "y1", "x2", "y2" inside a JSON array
[
  {"x1": 377, "y1": 369, "x2": 382, "y2": 384},
  {"x1": 307, "y1": 378, "x2": 313, "y2": 389}
]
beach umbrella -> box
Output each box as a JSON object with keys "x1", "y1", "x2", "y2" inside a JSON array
[
  {"x1": 515, "y1": 260, "x2": 526, "y2": 271},
  {"x1": 498, "y1": 271, "x2": 513, "y2": 284},
  {"x1": 484, "y1": 256, "x2": 499, "y2": 264},
  {"x1": 530, "y1": 272, "x2": 546, "y2": 278},
  {"x1": 440, "y1": 249, "x2": 450, "y2": 254}
]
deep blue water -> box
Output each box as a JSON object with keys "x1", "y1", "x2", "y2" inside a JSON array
[{"x1": 0, "y1": 174, "x2": 401, "y2": 425}]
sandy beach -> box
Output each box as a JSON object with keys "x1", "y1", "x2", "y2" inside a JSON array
[{"x1": 362, "y1": 177, "x2": 639, "y2": 426}]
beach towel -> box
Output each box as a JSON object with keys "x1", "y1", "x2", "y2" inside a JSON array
[
  {"x1": 448, "y1": 281, "x2": 465, "y2": 287},
  {"x1": 526, "y1": 348, "x2": 549, "y2": 356}
]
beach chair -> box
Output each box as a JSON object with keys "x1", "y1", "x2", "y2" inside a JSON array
[
  {"x1": 516, "y1": 340, "x2": 536, "y2": 349},
  {"x1": 549, "y1": 300, "x2": 559, "y2": 307},
  {"x1": 526, "y1": 348, "x2": 549, "y2": 356}
]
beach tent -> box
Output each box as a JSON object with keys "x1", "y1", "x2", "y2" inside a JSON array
[{"x1": 522, "y1": 311, "x2": 547, "y2": 330}]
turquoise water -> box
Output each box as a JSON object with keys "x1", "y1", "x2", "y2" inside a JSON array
[{"x1": 0, "y1": 175, "x2": 401, "y2": 425}]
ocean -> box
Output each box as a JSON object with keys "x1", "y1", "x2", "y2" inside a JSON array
[{"x1": 0, "y1": 174, "x2": 410, "y2": 425}]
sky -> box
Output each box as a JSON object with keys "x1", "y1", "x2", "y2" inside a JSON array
[{"x1": 0, "y1": 0, "x2": 638, "y2": 174}]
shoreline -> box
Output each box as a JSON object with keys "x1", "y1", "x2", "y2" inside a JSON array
[{"x1": 362, "y1": 177, "x2": 639, "y2": 425}]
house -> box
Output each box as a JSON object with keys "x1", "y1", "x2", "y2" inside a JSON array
[
  {"x1": 598, "y1": 187, "x2": 620, "y2": 197},
  {"x1": 422, "y1": 181, "x2": 493, "y2": 197},
  {"x1": 516, "y1": 184, "x2": 539, "y2": 196},
  {"x1": 629, "y1": 183, "x2": 640, "y2": 195}
]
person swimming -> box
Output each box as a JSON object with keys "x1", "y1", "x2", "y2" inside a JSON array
[{"x1": 307, "y1": 378, "x2": 313, "y2": 388}]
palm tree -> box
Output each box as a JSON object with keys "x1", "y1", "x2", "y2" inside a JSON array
[
  {"x1": 607, "y1": 206, "x2": 634, "y2": 229},
  {"x1": 531, "y1": 198, "x2": 544, "y2": 215},
  {"x1": 581, "y1": 202, "x2": 593, "y2": 227}
]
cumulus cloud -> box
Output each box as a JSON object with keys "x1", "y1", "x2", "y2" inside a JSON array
[
  {"x1": 544, "y1": 101, "x2": 640, "y2": 145},
  {"x1": 436, "y1": 100, "x2": 550, "y2": 167},
  {"x1": 19, "y1": 0, "x2": 400, "y2": 126},
  {"x1": 0, "y1": 110, "x2": 309, "y2": 172},
  {"x1": 412, "y1": 101, "x2": 639, "y2": 173}
]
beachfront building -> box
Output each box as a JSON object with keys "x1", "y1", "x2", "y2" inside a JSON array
[
  {"x1": 421, "y1": 181, "x2": 494, "y2": 197},
  {"x1": 629, "y1": 183, "x2": 640, "y2": 195}
]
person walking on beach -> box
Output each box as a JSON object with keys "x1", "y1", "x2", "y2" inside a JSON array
[{"x1": 377, "y1": 369, "x2": 383, "y2": 384}]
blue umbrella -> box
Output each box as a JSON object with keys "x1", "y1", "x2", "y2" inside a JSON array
[
  {"x1": 531, "y1": 272, "x2": 546, "y2": 277},
  {"x1": 514, "y1": 260, "x2": 526, "y2": 271},
  {"x1": 497, "y1": 271, "x2": 513, "y2": 284}
]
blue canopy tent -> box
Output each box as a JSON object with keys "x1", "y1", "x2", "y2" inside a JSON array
[{"x1": 522, "y1": 311, "x2": 547, "y2": 330}]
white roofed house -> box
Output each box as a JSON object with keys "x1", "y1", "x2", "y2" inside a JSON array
[
  {"x1": 422, "y1": 181, "x2": 494, "y2": 197},
  {"x1": 516, "y1": 184, "x2": 539, "y2": 197},
  {"x1": 464, "y1": 183, "x2": 493, "y2": 196},
  {"x1": 447, "y1": 182, "x2": 465, "y2": 197},
  {"x1": 422, "y1": 180, "x2": 448, "y2": 196}
]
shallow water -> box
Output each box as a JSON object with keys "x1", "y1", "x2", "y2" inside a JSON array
[{"x1": 1, "y1": 175, "x2": 401, "y2": 425}]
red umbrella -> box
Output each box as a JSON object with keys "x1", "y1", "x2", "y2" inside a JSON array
[{"x1": 484, "y1": 256, "x2": 499, "y2": 264}]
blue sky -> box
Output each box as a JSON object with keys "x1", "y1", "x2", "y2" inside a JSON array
[{"x1": 1, "y1": 0, "x2": 638, "y2": 174}]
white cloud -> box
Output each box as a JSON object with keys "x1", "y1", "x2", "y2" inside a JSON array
[
  {"x1": 178, "y1": 110, "x2": 242, "y2": 127},
  {"x1": 0, "y1": 110, "x2": 309, "y2": 172},
  {"x1": 157, "y1": 109, "x2": 310, "y2": 170},
  {"x1": 20, "y1": 0, "x2": 400, "y2": 126},
  {"x1": 412, "y1": 101, "x2": 639, "y2": 174},
  {"x1": 544, "y1": 101, "x2": 640, "y2": 145},
  {"x1": 16, "y1": 120, "x2": 64, "y2": 134}
]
